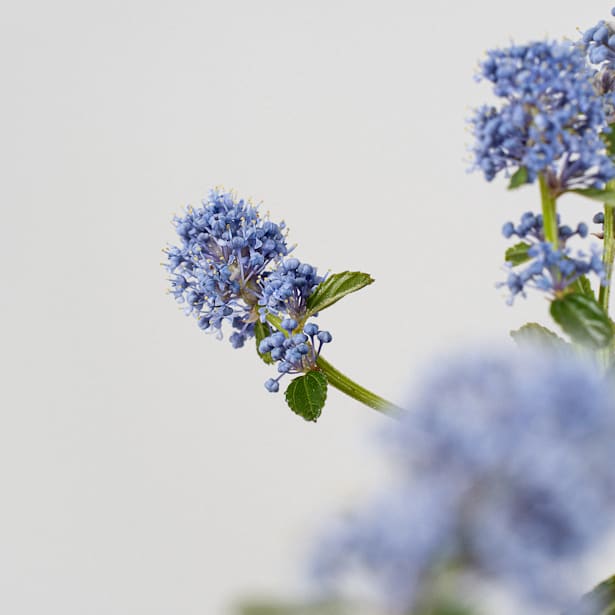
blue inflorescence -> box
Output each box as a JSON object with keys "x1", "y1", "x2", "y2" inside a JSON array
[
  {"x1": 501, "y1": 211, "x2": 604, "y2": 300},
  {"x1": 500, "y1": 211, "x2": 604, "y2": 302},
  {"x1": 165, "y1": 189, "x2": 290, "y2": 348},
  {"x1": 582, "y1": 8, "x2": 615, "y2": 68},
  {"x1": 311, "y1": 349, "x2": 615, "y2": 612},
  {"x1": 259, "y1": 257, "x2": 325, "y2": 321},
  {"x1": 470, "y1": 41, "x2": 615, "y2": 191},
  {"x1": 166, "y1": 189, "x2": 334, "y2": 391},
  {"x1": 260, "y1": 321, "x2": 332, "y2": 393}
]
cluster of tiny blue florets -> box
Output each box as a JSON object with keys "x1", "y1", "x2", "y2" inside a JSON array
[
  {"x1": 311, "y1": 349, "x2": 615, "y2": 613},
  {"x1": 166, "y1": 189, "x2": 333, "y2": 393},
  {"x1": 471, "y1": 40, "x2": 615, "y2": 190},
  {"x1": 259, "y1": 257, "x2": 325, "y2": 320},
  {"x1": 583, "y1": 8, "x2": 615, "y2": 68},
  {"x1": 166, "y1": 189, "x2": 290, "y2": 348},
  {"x1": 260, "y1": 321, "x2": 332, "y2": 392},
  {"x1": 501, "y1": 211, "x2": 604, "y2": 302}
]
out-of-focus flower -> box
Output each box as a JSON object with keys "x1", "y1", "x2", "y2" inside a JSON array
[{"x1": 312, "y1": 349, "x2": 615, "y2": 613}]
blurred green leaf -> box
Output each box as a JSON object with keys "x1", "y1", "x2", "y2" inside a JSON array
[
  {"x1": 510, "y1": 322, "x2": 569, "y2": 352},
  {"x1": 507, "y1": 166, "x2": 529, "y2": 190},
  {"x1": 564, "y1": 575, "x2": 615, "y2": 615},
  {"x1": 505, "y1": 241, "x2": 531, "y2": 266},
  {"x1": 550, "y1": 293, "x2": 613, "y2": 349},
  {"x1": 255, "y1": 320, "x2": 275, "y2": 365}
]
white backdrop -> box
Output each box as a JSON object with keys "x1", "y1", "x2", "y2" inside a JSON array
[{"x1": 2, "y1": 1, "x2": 613, "y2": 613}]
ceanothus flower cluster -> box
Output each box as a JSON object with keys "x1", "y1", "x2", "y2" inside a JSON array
[
  {"x1": 471, "y1": 40, "x2": 615, "y2": 191},
  {"x1": 501, "y1": 211, "x2": 605, "y2": 302},
  {"x1": 583, "y1": 8, "x2": 615, "y2": 68},
  {"x1": 260, "y1": 321, "x2": 332, "y2": 392},
  {"x1": 165, "y1": 189, "x2": 290, "y2": 348},
  {"x1": 166, "y1": 189, "x2": 332, "y2": 392},
  {"x1": 259, "y1": 257, "x2": 325, "y2": 320},
  {"x1": 311, "y1": 349, "x2": 615, "y2": 613}
]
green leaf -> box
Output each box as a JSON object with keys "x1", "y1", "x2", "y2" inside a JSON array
[
  {"x1": 306, "y1": 271, "x2": 374, "y2": 316},
  {"x1": 571, "y1": 274, "x2": 595, "y2": 298},
  {"x1": 507, "y1": 166, "x2": 529, "y2": 190},
  {"x1": 505, "y1": 241, "x2": 531, "y2": 266},
  {"x1": 604, "y1": 122, "x2": 615, "y2": 158},
  {"x1": 563, "y1": 575, "x2": 615, "y2": 615},
  {"x1": 550, "y1": 293, "x2": 613, "y2": 349},
  {"x1": 284, "y1": 371, "x2": 328, "y2": 422},
  {"x1": 510, "y1": 323, "x2": 569, "y2": 352},
  {"x1": 238, "y1": 601, "x2": 363, "y2": 615},
  {"x1": 570, "y1": 188, "x2": 615, "y2": 207},
  {"x1": 254, "y1": 321, "x2": 274, "y2": 365}
]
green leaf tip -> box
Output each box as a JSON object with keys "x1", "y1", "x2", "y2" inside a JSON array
[
  {"x1": 507, "y1": 166, "x2": 529, "y2": 190},
  {"x1": 510, "y1": 322, "x2": 569, "y2": 352},
  {"x1": 550, "y1": 293, "x2": 613, "y2": 349},
  {"x1": 570, "y1": 188, "x2": 615, "y2": 207},
  {"x1": 306, "y1": 271, "x2": 374, "y2": 316},
  {"x1": 284, "y1": 371, "x2": 328, "y2": 422},
  {"x1": 255, "y1": 321, "x2": 275, "y2": 365},
  {"x1": 564, "y1": 575, "x2": 615, "y2": 615},
  {"x1": 505, "y1": 241, "x2": 531, "y2": 266}
]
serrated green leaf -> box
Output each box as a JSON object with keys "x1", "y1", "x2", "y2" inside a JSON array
[
  {"x1": 238, "y1": 600, "x2": 365, "y2": 615},
  {"x1": 570, "y1": 188, "x2": 615, "y2": 206},
  {"x1": 284, "y1": 371, "x2": 328, "y2": 422},
  {"x1": 550, "y1": 293, "x2": 613, "y2": 349},
  {"x1": 254, "y1": 320, "x2": 274, "y2": 365},
  {"x1": 505, "y1": 241, "x2": 531, "y2": 266},
  {"x1": 507, "y1": 166, "x2": 529, "y2": 190},
  {"x1": 571, "y1": 274, "x2": 595, "y2": 298},
  {"x1": 563, "y1": 575, "x2": 615, "y2": 615},
  {"x1": 510, "y1": 322, "x2": 569, "y2": 352},
  {"x1": 604, "y1": 122, "x2": 615, "y2": 158},
  {"x1": 306, "y1": 271, "x2": 374, "y2": 316}
]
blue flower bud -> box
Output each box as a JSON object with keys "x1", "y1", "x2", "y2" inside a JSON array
[
  {"x1": 270, "y1": 332, "x2": 286, "y2": 347},
  {"x1": 304, "y1": 323, "x2": 319, "y2": 336},
  {"x1": 282, "y1": 318, "x2": 298, "y2": 331},
  {"x1": 271, "y1": 347, "x2": 284, "y2": 361},
  {"x1": 264, "y1": 378, "x2": 279, "y2": 393},
  {"x1": 258, "y1": 339, "x2": 272, "y2": 354},
  {"x1": 317, "y1": 331, "x2": 333, "y2": 343},
  {"x1": 502, "y1": 222, "x2": 515, "y2": 238},
  {"x1": 278, "y1": 361, "x2": 292, "y2": 373}
]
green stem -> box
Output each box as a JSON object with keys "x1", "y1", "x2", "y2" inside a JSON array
[
  {"x1": 265, "y1": 313, "x2": 403, "y2": 415},
  {"x1": 316, "y1": 355, "x2": 403, "y2": 415},
  {"x1": 539, "y1": 173, "x2": 558, "y2": 248},
  {"x1": 599, "y1": 203, "x2": 615, "y2": 315}
]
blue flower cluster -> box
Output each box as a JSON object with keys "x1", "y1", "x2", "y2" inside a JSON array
[
  {"x1": 259, "y1": 257, "x2": 325, "y2": 320},
  {"x1": 471, "y1": 41, "x2": 615, "y2": 191},
  {"x1": 260, "y1": 321, "x2": 332, "y2": 392},
  {"x1": 166, "y1": 189, "x2": 332, "y2": 392},
  {"x1": 311, "y1": 349, "x2": 615, "y2": 612},
  {"x1": 501, "y1": 212, "x2": 604, "y2": 302},
  {"x1": 166, "y1": 189, "x2": 290, "y2": 347},
  {"x1": 583, "y1": 8, "x2": 615, "y2": 67}
]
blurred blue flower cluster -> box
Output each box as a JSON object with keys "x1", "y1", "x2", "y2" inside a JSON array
[{"x1": 312, "y1": 349, "x2": 615, "y2": 613}]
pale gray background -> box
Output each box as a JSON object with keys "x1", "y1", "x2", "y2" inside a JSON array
[{"x1": 2, "y1": 1, "x2": 614, "y2": 613}]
